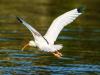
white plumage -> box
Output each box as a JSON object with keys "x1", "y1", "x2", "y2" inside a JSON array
[
  {"x1": 17, "y1": 7, "x2": 83, "y2": 58},
  {"x1": 44, "y1": 9, "x2": 81, "y2": 44}
]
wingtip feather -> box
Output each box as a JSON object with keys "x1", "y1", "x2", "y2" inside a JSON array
[
  {"x1": 77, "y1": 5, "x2": 86, "y2": 13},
  {"x1": 16, "y1": 16, "x2": 23, "y2": 23}
]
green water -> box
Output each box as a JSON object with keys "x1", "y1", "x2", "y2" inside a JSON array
[{"x1": 0, "y1": 0, "x2": 100, "y2": 75}]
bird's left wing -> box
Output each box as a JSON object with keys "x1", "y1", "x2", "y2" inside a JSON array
[
  {"x1": 44, "y1": 7, "x2": 83, "y2": 44},
  {"x1": 16, "y1": 17, "x2": 42, "y2": 37}
]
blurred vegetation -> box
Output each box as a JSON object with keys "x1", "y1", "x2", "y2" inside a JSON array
[{"x1": 0, "y1": 0, "x2": 100, "y2": 28}]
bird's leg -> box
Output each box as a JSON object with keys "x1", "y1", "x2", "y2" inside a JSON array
[
  {"x1": 56, "y1": 51, "x2": 62, "y2": 56},
  {"x1": 21, "y1": 43, "x2": 29, "y2": 51},
  {"x1": 52, "y1": 51, "x2": 62, "y2": 58},
  {"x1": 52, "y1": 52, "x2": 61, "y2": 58}
]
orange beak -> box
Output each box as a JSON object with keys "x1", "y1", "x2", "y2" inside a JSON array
[{"x1": 21, "y1": 43, "x2": 29, "y2": 51}]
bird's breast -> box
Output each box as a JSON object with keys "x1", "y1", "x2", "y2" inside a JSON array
[{"x1": 35, "y1": 37, "x2": 49, "y2": 49}]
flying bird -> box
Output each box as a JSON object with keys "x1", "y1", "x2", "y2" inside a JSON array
[{"x1": 16, "y1": 6, "x2": 84, "y2": 58}]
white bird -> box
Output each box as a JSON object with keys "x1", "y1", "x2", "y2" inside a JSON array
[{"x1": 16, "y1": 7, "x2": 84, "y2": 58}]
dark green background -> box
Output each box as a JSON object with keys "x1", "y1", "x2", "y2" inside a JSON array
[{"x1": 0, "y1": 0, "x2": 100, "y2": 75}]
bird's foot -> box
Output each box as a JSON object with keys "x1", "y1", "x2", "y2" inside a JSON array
[
  {"x1": 53, "y1": 53, "x2": 61, "y2": 58},
  {"x1": 52, "y1": 51, "x2": 62, "y2": 58},
  {"x1": 56, "y1": 51, "x2": 62, "y2": 56}
]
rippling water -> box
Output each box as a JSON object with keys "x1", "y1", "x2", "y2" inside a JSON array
[{"x1": 0, "y1": 0, "x2": 100, "y2": 75}]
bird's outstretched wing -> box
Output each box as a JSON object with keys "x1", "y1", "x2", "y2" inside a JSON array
[
  {"x1": 16, "y1": 17, "x2": 42, "y2": 37},
  {"x1": 44, "y1": 7, "x2": 84, "y2": 44}
]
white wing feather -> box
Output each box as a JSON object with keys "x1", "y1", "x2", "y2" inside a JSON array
[
  {"x1": 17, "y1": 17, "x2": 41, "y2": 37},
  {"x1": 44, "y1": 9, "x2": 82, "y2": 44}
]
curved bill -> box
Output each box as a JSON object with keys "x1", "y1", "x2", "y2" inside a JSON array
[{"x1": 21, "y1": 43, "x2": 29, "y2": 51}]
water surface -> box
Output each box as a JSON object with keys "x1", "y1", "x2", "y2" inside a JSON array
[{"x1": 0, "y1": 0, "x2": 100, "y2": 75}]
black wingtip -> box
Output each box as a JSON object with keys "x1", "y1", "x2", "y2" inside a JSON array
[
  {"x1": 77, "y1": 5, "x2": 86, "y2": 13},
  {"x1": 16, "y1": 16, "x2": 23, "y2": 23}
]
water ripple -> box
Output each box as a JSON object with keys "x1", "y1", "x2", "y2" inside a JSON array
[{"x1": 0, "y1": 64, "x2": 100, "y2": 74}]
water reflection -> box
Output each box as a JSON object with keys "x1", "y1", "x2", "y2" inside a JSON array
[
  {"x1": 0, "y1": 49, "x2": 100, "y2": 74},
  {"x1": 0, "y1": 64, "x2": 100, "y2": 75}
]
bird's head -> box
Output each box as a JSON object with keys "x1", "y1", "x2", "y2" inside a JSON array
[
  {"x1": 21, "y1": 40, "x2": 36, "y2": 51},
  {"x1": 29, "y1": 40, "x2": 36, "y2": 47}
]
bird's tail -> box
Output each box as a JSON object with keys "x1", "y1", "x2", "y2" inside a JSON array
[
  {"x1": 53, "y1": 44, "x2": 63, "y2": 51},
  {"x1": 44, "y1": 44, "x2": 63, "y2": 52}
]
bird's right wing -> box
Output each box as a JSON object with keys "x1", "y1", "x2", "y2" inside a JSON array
[
  {"x1": 44, "y1": 7, "x2": 84, "y2": 44},
  {"x1": 16, "y1": 17, "x2": 42, "y2": 37}
]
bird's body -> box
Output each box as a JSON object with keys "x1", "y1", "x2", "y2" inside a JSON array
[
  {"x1": 17, "y1": 7, "x2": 84, "y2": 58},
  {"x1": 30, "y1": 35, "x2": 63, "y2": 52}
]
